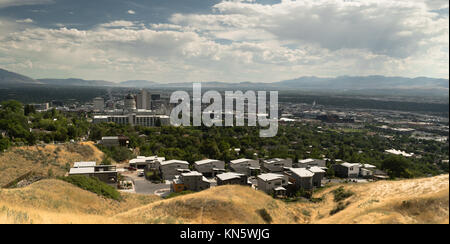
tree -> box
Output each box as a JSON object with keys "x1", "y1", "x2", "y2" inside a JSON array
[{"x1": 381, "y1": 156, "x2": 413, "y2": 179}]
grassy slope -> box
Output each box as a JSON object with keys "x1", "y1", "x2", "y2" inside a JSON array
[
  {"x1": 0, "y1": 142, "x2": 105, "y2": 187},
  {"x1": 0, "y1": 179, "x2": 160, "y2": 224},
  {"x1": 0, "y1": 175, "x2": 448, "y2": 224}
]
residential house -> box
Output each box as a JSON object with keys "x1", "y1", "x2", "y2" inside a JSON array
[
  {"x1": 230, "y1": 158, "x2": 260, "y2": 176},
  {"x1": 308, "y1": 166, "x2": 326, "y2": 187},
  {"x1": 333, "y1": 162, "x2": 360, "y2": 178},
  {"x1": 286, "y1": 168, "x2": 315, "y2": 190},
  {"x1": 262, "y1": 158, "x2": 293, "y2": 173},
  {"x1": 171, "y1": 171, "x2": 211, "y2": 193},
  {"x1": 257, "y1": 173, "x2": 289, "y2": 197},
  {"x1": 359, "y1": 164, "x2": 377, "y2": 178},
  {"x1": 194, "y1": 159, "x2": 225, "y2": 177},
  {"x1": 100, "y1": 136, "x2": 129, "y2": 147},
  {"x1": 297, "y1": 158, "x2": 326, "y2": 168},
  {"x1": 69, "y1": 162, "x2": 118, "y2": 184},
  {"x1": 216, "y1": 172, "x2": 248, "y2": 186},
  {"x1": 159, "y1": 160, "x2": 190, "y2": 180},
  {"x1": 129, "y1": 156, "x2": 165, "y2": 169}
]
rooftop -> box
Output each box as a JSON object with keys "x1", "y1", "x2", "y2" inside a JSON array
[
  {"x1": 69, "y1": 167, "x2": 95, "y2": 174},
  {"x1": 289, "y1": 168, "x2": 314, "y2": 177},
  {"x1": 195, "y1": 159, "x2": 222, "y2": 165},
  {"x1": 230, "y1": 158, "x2": 254, "y2": 164},
  {"x1": 257, "y1": 173, "x2": 285, "y2": 181},
  {"x1": 308, "y1": 166, "x2": 326, "y2": 173},
  {"x1": 73, "y1": 161, "x2": 96, "y2": 168},
  {"x1": 181, "y1": 171, "x2": 203, "y2": 177},
  {"x1": 216, "y1": 172, "x2": 245, "y2": 181},
  {"x1": 160, "y1": 160, "x2": 189, "y2": 166}
]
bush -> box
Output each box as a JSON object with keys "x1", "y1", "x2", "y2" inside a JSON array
[
  {"x1": 332, "y1": 186, "x2": 354, "y2": 202},
  {"x1": 330, "y1": 202, "x2": 349, "y2": 215},
  {"x1": 60, "y1": 175, "x2": 122, "y2": 201},
  {"x1": 257, "y1": 208, "x2": 273, "y2": 223},
  {"x1": 165, "y1": 191, "x2": 194, "y2": 199}
]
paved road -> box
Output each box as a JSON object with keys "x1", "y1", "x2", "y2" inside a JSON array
[{"x1": 122, "y1": 171, "x2": 170, "y2": 195}]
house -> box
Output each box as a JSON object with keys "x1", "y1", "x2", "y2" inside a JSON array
[
  {"x1": 129, "y1": 156, "x2": 165, "y2": 169},
  {"x1": 159, "y1": 160, "x2": 190, "y2": 180},
  {"x1": 69, "y1": 163, "x2": 118, "y2": 184},
  {"x1": 257, "y1": 173, "x2": 289, "y2": 196},
  {"x1": 308, "y1": 166, "x2": 326, "y2": 187},
  {"x1": 230, "y1": 158, "x2": 260, "y2": 176},
  {"x1": 216, "y1": 172, "x2": 248, "y2": 186},
  {"x1": 286, "y1": 168, "x2": 315, "y2": 190},
  {"x1": 359, "y1": 164, "x2": 377, "y2": 178},
  {"x1": 262, "y1": 158, "x2": 293, "y2": 172},
  {"x1": 297, "y1": 158, "x2": 326, "y2": 168},
  {"x1": 194, "y1": 159, "x2": 225, "y2": 177},
  {"x1": 333, "y1": 162, "x2": 360, "y2": 178},
  {"x1": 171, "y1": 171, "x2": 211, "y2": 193},
  {"x1": 100, "y1": 136, "x2": 129, "y2": 147}
]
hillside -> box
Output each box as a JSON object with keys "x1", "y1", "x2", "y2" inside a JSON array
[
  {"x1": 0, "y1": 142, "x2": 105, "y2": 187},
  {"x1": 0, "y1": 68, "x2": 42, "y2": 85},
  {"x1": 0, "y1": 174, "x2": 448, "y2": 224},
  {"x1": 0, "y1": 180, "x2": 160, "y2": 224}
]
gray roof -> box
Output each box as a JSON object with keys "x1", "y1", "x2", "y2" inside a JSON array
[
  {"x1": 73, "y1": 161, "x2": 96, "y2": 168},
  {"x1": 160, "y1": 160, "x2": 189, "y2": 166},
  {"x1": 194, "y1": 159, "x2": 222, "y2": 165},
  {"x1": 308, "y1": 166, "x2": 326, "y2": 173},
  {"x1": 289, "y1": 168, "x2": 314, "y2": 177},
  {"x1": 217, "y1": 172, "x2": 245, "y2": 181},
  {"x1": 257, "y1": 173, "x2": 285, "y2": 181},
  {"x1": 69, "y1": 167, "x2": 95, "y2": 174}
]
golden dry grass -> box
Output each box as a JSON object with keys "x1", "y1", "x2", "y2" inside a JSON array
[
  {"x1": 0, "y1": 142, "x2": 105, "y2": 187},
  {"x1": 0, "y1": 175, "x2": 448, "y2": 224},
  {"x1": 0, "y1": 179, "x2": 160, "y2": 224}
]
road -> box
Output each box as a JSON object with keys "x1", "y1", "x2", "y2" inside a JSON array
[{"x1": 121, "y1": 171, "x2": 170, "y2": 196}]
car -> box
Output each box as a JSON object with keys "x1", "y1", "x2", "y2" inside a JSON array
[
  {"x1": 127, "y1": 166, "x2": 137, "y2": 171},
  {"x1": 138, "y1": 171, "x2": 145, "y2": 177}
]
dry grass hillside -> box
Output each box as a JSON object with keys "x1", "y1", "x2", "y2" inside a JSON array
[
  {"x1": 0, "y1": 175, "x2": 448, "y2": 224},
  {"x1": 0, "y1": 179, "x2": 160, "y2": 224},
  {"x1": 0, "y1": 142, "x2": 105, "y2": 187}
]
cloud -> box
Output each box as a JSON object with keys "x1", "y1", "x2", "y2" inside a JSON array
[
  {"x1": 16, "y1": 18, "x2": 34, "y2": 23},
  {"x1": 0, "y1": 0, "x2": 53, "y2": 8},
  {"x1": 0, "y1": 0, "x2": 447, "y2": 81},
  {"x1": 127, "y1": 9, "x2": 136, "y2": 15}
]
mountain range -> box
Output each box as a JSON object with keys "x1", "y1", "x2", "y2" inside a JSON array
[{"x1": 1, "y1": 68, "x2": 448, "y2": 96}]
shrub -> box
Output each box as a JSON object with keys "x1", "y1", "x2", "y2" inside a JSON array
[
  {"x1": 330, "y1": 202, "x2": 349, "y2": 215},
  {"x1": 332, "y1": 186, "x2": 354, "y2": 202},
  {"x1": 165, "y1": 191, "x2": 195, "y2": 199},
  {"x1": 60, "y1": 175, "x2": 122, "y2": 201},
  {"x1": 257, "y1": 208, "x2": 273, "y2": 223}
]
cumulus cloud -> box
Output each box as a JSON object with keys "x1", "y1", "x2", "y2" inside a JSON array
[
  {"x1": 127, "y1": 9, "x2": 136, "y2": 15},
  {"x1": 0, "y1": 0, "x2": 447, "y2": 81},
  {"x1": 16, "y1": 18, "x2": 34, "y2": 23}
]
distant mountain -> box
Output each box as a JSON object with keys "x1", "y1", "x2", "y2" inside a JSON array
[
  {"x1": 119, "y1": 80, "x2": 156, "y2": 88},
  {"x1": 0, "y1": 68, "x2": 42, "y2": 85},
  {"x1": 275, "y1": 75, "x2": 449, "y2": 90},
  {"x1": 38, "y1": 78, "x2": 116, "y2": 87}
]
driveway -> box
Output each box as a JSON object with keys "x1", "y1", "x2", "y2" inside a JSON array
[{"x1": 121, "y1": 170, "x2": 170, "y2": 195}]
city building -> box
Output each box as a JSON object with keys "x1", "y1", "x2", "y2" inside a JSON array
[
  {"x1": 93, "y1": 97, "x2": 105, "y2": 111},
  {"x1": 124, "y1": 94, "x2": 136, "y2": 111},
  {"x1": 137, "y1": 90, "x2": 151, "y2": 110}
]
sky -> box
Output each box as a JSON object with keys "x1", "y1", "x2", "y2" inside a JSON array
[{"x1": 0, "y1": 0, "x2": 448, "y2": 83}]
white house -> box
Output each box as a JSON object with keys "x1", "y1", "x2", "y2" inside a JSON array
[
  {"x1": 298, "y1": 158, "x2": 326, "y2": 168},
  {"x1": 333, "y1": 162, "x2": 360, "y2": 178},
  {"x1": 287, "y1": 168, "x2": 315, "y2": 190}
]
